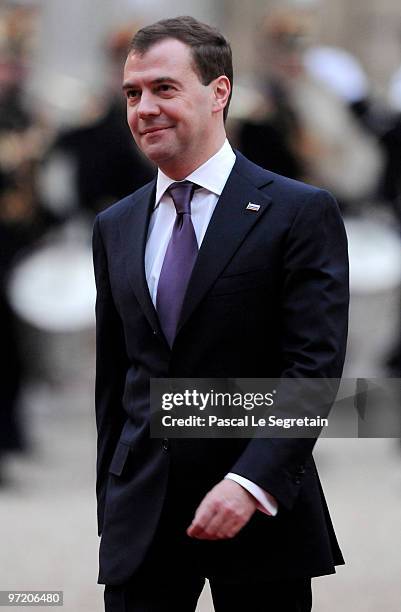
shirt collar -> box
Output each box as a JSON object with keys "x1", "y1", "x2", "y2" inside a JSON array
[{"x1": 154, "y1": 139, "x2": 236, "y2": 208}]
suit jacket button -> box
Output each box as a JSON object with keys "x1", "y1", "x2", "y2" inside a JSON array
[
  {"x1": 162, "y1": 438, "x2": 169, "y2": 451},
  {"x1": 153, "y1": 330, "x2": 158, "y2": 336},
  {"x1": 294, "y1": 477, "x2": 301, "y2": 485}
]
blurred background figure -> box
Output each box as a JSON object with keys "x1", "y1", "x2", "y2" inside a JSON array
[
  {"x1": 235, "y1": 4, "x2": 384, "y2": 214},
  {"x1": 379, "y1": 56, "x2": 401, "y2": 376},
  {"x1": 0, "y1": 2, "x2": 53, "y2": 484},
  {"x1": 39, "y1": 25, "x2": 154, "y2": 219},
  {"x1": 232, "y1": 6, "x2": 309, "y2": 180}
]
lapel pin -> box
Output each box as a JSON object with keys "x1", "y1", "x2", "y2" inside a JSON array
[{"x1": 246, "y1": 202, "x2": 260, "y2": 212}]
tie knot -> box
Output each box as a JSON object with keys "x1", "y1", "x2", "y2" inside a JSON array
[{"x1": 167, "y1": 181, "x2": 196, "y2": 215}]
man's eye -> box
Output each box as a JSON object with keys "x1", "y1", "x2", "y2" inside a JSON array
[
  {"x1": 158, "y1": 84, "x2": 173, "y2": 93},
  {"x1": 126, "y1": 90, "x2": 140, "y2": 99}
]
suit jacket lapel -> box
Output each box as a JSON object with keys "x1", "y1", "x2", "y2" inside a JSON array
[
  {"x1": 117, "y1": 154, "x2": 275, "y2": 349},
  {"x1": 177, "y1": 154, "x2": 274, "y2": 336},
  {"x1": 118, "y1": 179, "x2": 165, "y2": 339}
]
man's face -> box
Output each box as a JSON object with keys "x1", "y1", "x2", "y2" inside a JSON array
[{"x1": 123, "y1": 38, "x2": 222, "y2": 178}]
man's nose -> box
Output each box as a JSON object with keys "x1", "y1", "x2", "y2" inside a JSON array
[{"x1": 137, "y1": 92, "x2": 160, "y2": 118}]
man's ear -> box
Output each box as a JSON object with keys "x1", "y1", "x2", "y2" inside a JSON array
[{"x1": 211, "y1": 75, "x2": 231, "y2": 115}]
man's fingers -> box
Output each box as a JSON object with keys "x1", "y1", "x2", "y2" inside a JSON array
[
  {"x1": 187, "y1": 497, "x2": 218, "y2": 538},
  {"x1": 187, "y1": 480, "x2": 257, "y2": 540},
  {"x1": 187, "y1": 500, "x2": 246, "y2": 539},
  {"x1": 190, "y1": 504, "x2": 230, "y2": 539},
  {"x1": 188, "y1": 511, "x2": 243, "y2": 540}
]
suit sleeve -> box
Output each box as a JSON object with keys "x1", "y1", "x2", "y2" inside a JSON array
[
  {"x1": 230, "y1": 189, "x2": 349, "y2": 511},
  {"x1": 92, "y1": 215, "x2": 129, "y2": 535}
]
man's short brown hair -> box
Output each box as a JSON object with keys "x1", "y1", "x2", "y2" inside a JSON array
[{"x1": 128, "y1": 16, "x2": 233, "y2": 121}]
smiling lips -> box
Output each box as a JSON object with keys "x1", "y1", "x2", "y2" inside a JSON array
[{"x1": 141, "y1": 126, "x2": 172, "y2": 135}]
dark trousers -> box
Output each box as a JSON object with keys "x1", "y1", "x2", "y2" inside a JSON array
[
  {"x1": 104, "y1": 465, "x2": 313, "y2": 611},
  {"x1": 104, "y1": 576, "x2": 312, "y2": 611},
  {"x1": 104, "y1": 519, "x2": 312, "y2": 612}
]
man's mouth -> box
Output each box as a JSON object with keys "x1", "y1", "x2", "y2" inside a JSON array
[{"x1": 141, "y1": 126, "x2": 172, "y2": 135}]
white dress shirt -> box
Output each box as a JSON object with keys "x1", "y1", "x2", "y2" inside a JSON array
[{"x1": 144, "y1": 139, "x2": 278, "y2": 517}]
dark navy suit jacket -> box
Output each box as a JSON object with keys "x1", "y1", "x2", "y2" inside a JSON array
[{"x1": 92, "y1": 152, "x2": 349, "y2": 585}]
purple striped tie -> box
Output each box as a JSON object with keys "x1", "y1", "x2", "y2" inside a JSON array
[{"x1": 156, "y1": 181, "x2": 198, "y2": 347}]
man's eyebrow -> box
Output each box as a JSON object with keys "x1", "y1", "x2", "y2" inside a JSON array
[{"x1": 122, "y1": 76, "x2": 180, "y2": 91}]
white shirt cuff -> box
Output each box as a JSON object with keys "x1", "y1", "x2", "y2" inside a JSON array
[{"x1": 225, "y1": 473, "x2": 278, "y2": 516}]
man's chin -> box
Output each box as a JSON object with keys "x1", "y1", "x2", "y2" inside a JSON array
[{"x1": 142, "y1": 144, "x2": 175, "y2": 165}]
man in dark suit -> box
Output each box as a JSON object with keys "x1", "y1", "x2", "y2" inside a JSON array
[{"x1": 93, "y1": 16, "x2": 349, "y2": 612}]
